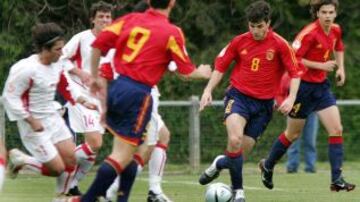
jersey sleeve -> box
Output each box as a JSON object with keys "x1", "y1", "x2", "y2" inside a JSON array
[
  {"x1": 279, "y1": 40, "x2": 304, "y2": 78},
  {"x1": 293, "y1": 33, "x2": 314, "y2": 60},
  {"x1": 215, "y1": 37, "x2": 239, "y2": 73},
  {"x1": 92, "y1": 19, "x2": 124, "y2": 56},
  {"x1": 166, "y1": 27, "x2": 195, "y2": 75},
  {"x1": 334, "y1": 27, "x2": 344, "y2": 51},
  {"x1": 2, "y1": 63, "x2": 34, "y2": 121}
]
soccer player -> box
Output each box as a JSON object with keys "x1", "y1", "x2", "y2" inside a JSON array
[
  {"x1": 259, "y1": 0, "x2": 356, "y2": 192},
  {"x1": 2, "y1": 22, "x2": 77, "y2": 196},
  {"x1": 198, "y1": 1, "x2": 303, "y2": 201},
  {"x1": 61, "y1": 1, "x2": 113, "y2": 195},
  {"x1": 276, "y1": 73, "x2": 319, "y2": 174},
  {"x1": 70, "y1": 0, "x2": 211, "y2": 201},
  {"x1": 100, "y1": 51, "x2": 174, "y2": 202}
]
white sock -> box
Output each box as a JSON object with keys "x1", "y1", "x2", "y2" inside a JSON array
[
  {"x1": 70, "y1": 143, "x2": 96, "y2": 188},
  {"x1": 56, "y1": 166, "x2": 75, "y2": 195},
  {"x1": 149, "y1": 144, "x2": 167, "y2": 194},
  {"x1": 106, "y1": 175, "x2": 120, "y2": 199}
]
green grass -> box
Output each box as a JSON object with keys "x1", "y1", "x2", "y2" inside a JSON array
[{"x1": 1, "y1": 162, "x2": 360, "y2": 202}]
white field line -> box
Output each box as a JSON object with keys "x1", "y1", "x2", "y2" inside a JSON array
[{"x1": 136, "y1": 177, "x2": 288, "y2": 192}]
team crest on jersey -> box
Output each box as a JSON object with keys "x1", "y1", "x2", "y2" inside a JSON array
[
  {"x1": 266, "y1": 49, "x2": 275, "y2": 61},
  {"x1": 316, "y1": 43, "x2": 322, "y2": 48}
]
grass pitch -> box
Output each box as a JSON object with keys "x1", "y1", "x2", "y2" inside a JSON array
[{"x1": 1, "y1": 162, "x2": 359, "y2": 202}]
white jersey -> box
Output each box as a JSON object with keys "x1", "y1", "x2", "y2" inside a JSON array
[
  {"x1": 2, "y1": 54, "x2": 72, "y2": 121},
  {"x1": 62, "y1": 29, "x2": 107, "y2": 101}
]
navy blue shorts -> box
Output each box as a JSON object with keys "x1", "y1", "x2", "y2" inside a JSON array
[
  {"x1": 289, "y1": 80, "x2": 336, "y2": 119},
  {"x1": 106, "y1": 76, "x2": 153, "y2": 146},
  {"x1": 224, "y1": 87, "x2": 274, "y2": 141}
]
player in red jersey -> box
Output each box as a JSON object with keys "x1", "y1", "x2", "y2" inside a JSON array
[
  {"x1": 70, "y1": 0, "x2": 211, "y2": 201},
  {"x1": 259, "y1": 0, "x2": 356, "y2": 192},
  {"x1": 198, "y1": 1, "x2": 303, "y2": 202}
]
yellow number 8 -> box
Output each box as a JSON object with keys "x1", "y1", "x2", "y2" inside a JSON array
[
  {"x1": 251, "y1": 58, "x2": 260, "y2": 71},
  {"x1": 122, "y1": 27, "x2": 151, "y2": 63}
]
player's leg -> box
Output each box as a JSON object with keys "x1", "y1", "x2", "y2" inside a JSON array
[
  {"x1": 54, "y1": 138, "x2": 77, "y2": 195},
  {"x1": 259, "y1": 117, "x2": 305, "y2": 189},
  {"x1": 81, "y1": 137, "x2": 136, "y2": 201},
  {"x1": 66, "y1": 104, "x2": 104, "y2": 195},
  {"x1": 105, "y1": 143, "x2": 151, "y2": 201},
  {"x1": 317, "y1": 106, "x2": 355, "y2": 192},
  {"x1": 148, "y1": 124, "x2": 172, "y2": 202}
]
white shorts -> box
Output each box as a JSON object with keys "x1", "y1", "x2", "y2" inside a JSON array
[
  {"x1": 17, "y1": 113, "x2": 73, "y2": 163},
  {"x1": 144, "y1": 88, "x2": 164, "y2": 146},
  {"x1": 66, "y1": 103, "x2": 104, "y2": 134}
]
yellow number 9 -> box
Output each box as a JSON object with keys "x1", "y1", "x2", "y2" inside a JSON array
[
  {"x1": 251, "y1": 58, "x2": 260, "y2": 71},
  {"x1": 122, "y1": 27, "x2": 151, "y2": 63}
]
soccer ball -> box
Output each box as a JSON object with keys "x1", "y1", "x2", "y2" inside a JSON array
[{"x1": 205, "y1": 182, "x2": 233, "y2": 202}]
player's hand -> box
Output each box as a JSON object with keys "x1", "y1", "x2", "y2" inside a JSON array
[
  {"x1": 321, "y1": 60, "x2": 337, "y2": 72},
  {"x1": 78, "y1": 71, "x2": 92, "y2": 87},
  {"x1": 278, "y1": 95, "x2": 296, "y2": 115},
  {"x1": 335, "y1": 68, "x2": 345, "y2": 86},
  {"x1": 25, "y1": 117, "x2": 44, "y2": 132},
  {"x1": 197, "y1": 64, "x2": 212, "y2": 79},
  {"x1": 89, "y1": 77, "x2": 103, "y2": 95},
  {"x1": 200, "y1": 90, "x2": 212, "y2": 111}
]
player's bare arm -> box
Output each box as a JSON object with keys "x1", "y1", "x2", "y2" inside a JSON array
[
  {"x1": 334, "y1": 51, "x2": 345, "y2": 86},
  {"x1": 200, "y1": 70, "x2": 224, "y2": 111},
  {"x1": 278, "y1": 77, "x2": 300, "y2": 115},
  {"x1": 302, "y1": 58, "x2": 337, "y2": 72}
]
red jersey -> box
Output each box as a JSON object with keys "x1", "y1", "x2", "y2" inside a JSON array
[
  {"x1": 92, "y1": 9, "x2": 195, "y2": 87},
  {"x1": 292, "y1": 19, "x2": 344, "y2": 83},
  {"x1": 215, "y1": 30, "x2": 304, "y2": 99}
]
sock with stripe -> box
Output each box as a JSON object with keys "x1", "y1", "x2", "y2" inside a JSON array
[
  {"x1": 265, "y1": 132, "x2": 293, "y2": 170},
  {"x1": 328, "y1": 136, "x2": 344, "y2": 182},
  {"x1": 81, "y1": 157, "x2": 123, "y2": 201},
  {"x1": 149, "y1": 143, "x2": 168, "y2": 194}
]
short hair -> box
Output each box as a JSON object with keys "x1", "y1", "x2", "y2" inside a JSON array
[
  {"x1": 89, "y1": 1, "x2": 113, "y2": 19},
  {"x1": 310, "y1": 0, "x2": 339, "y2": 19},
  {"x1": 133, "y1": 0, "x2": 149, "y2": 12},
  {"x1": 31, "y1": 22, "x2": 64, "y2": 52},
  {"x1": 149, "y1": 0, "x2": 171, "y2": 9},
  {"x1": 245, "y1": 0, "x2": 271, "y2": 23}
]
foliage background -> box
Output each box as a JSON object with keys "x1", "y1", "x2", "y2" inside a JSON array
[{"x1": 1, "y1": 0, "x2": 360, "y2": 163}]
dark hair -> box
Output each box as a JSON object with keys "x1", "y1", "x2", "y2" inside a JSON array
[
  {"x1": 310, "y1": 0, "x2": 339, "y2": 19},
  {"x1": 133, "y1": 0, "x2": 149, "y2": 12},
  {"x1": 245, "y1": 0, "x2": 271, "y2": 23},
  {"x1": 89, "y1": 1, "x2": 113, "y2": 19},
  {"x1": 31, "y1": 22, "x2": 64, "y2": 52},
  {"x1": 149, "y1": 0, "x2": 171, "y2": 9}
]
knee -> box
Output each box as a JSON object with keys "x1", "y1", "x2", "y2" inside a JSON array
[
  {"x1": 285, "y1": 131, "x2": 302, "y2": 142},
  {"x1": 86, "y1": 136, "x2": 103, "y2": 152},
  {"x1": 329, "y1": 125, "x2": 343, "y2": 136},
  {"x1": 158, "y1": 131, "x2": 170, "y2": 145},
  {"x1": 49, "y1": 165, "x2": 65, "y2": 176},
  {"x1": 228, "y1": 135, "x2": 242, "y2": 150}
]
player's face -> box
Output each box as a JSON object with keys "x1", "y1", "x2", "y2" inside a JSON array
[
  {"x1": 248, "y1": 21, "x2": 270, "y2": 41},
  {"x1": 47, "y1": 40, "x2": 65, "y2": 63},
  {"x1": 92, "y1": 11, "x2": 112, "y2": 31},
  {"x1": 317, "y1": 4, "x2": 337, "y2": 28}
]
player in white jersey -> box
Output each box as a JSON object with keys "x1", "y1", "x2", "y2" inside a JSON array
[
  {"x1": 100, "y1": 49, "x2": 174, "y2": 202},
  {"x1": 2, "y1": 23, "x2": 77, "y2": 196},
  {"x1": 61, "y1": 1, "x2": 113, "y2": 195}
]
